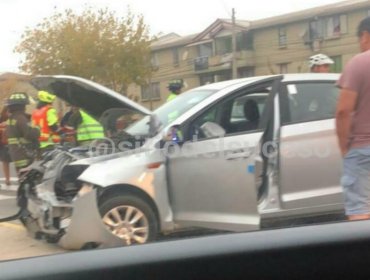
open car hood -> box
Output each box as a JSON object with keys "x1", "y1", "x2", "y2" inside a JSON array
[{"x1": 31, "y1": 75, "x2": 151, "y2": 120}]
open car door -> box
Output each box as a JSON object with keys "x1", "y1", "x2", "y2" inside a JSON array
[{"x1": 167, "y1": 76, "x2": 283, "y2": 232}]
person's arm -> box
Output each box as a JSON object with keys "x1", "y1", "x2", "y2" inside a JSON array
[{"x1": 336, "y1": 89, "x2": 358, "y2": 157}]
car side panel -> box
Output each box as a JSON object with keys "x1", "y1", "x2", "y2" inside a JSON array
[{"x1": 279, "y1": 119, "x2": 343, "y2": 210}]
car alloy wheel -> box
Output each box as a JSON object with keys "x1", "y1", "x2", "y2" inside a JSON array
[{"x1": 103, "y1": 205, "x2": 149, "y2": 245}]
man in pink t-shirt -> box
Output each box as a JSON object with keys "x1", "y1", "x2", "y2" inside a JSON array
[{"x1": 336, "y1": 17, "x2": 370, "y2": 221}]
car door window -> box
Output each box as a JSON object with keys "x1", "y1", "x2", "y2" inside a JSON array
[
  {"x1": 284, "y1": 82, "x2": 339, "y2": 124},
  {"x1": 189, "y1": 91, "x2": 270, "y2": 140}
]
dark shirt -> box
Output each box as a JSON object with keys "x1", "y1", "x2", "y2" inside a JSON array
[
  {"x1": 67, "y1": 111, "x2": 82, "y2": 129},
  {"x1": 6, "y1": 110, "x2": 40, "y2": 167}
]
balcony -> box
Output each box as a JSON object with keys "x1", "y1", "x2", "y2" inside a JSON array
[{"x1": 193, "y1": 50, "x2": 255, "y2": 73}]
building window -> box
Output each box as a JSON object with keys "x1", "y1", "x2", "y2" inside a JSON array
[
  {"x1": 310, "y1": 14, "x2": 347, "y2": 41},
  {"x1": 325, "y1": 15, "x2": 341, "y2": 38},
  {"x1": 236, "y1": 31, "x2": 254, "y2": 51},
  {"x1": 309, "y1": 19, "x2": 325, "y2": 41},
  {"x1": 151, "y1": 53, "x2": 159, "y2": 69},
  {"x1": 198, "y1": 43, "x2": 213, "y2": 57},
  {"x1": 278, "y1": 27, "x2": 287, "y2": 48},
  {"x1": 278, "y1": 63, "x2": 289, "y2": 74},
  {"x1": 215, "y1": 36, "x2": 232, "y2": 55},
  {"x1": 172, "y1": 48, "x2": 179, "y2": 66},
  {"x1": 141, "y1": 82, "x2": 161, "y2": 101},
  {"x1": 330, "y1": 55, "x2": 343, "y2": 73}
]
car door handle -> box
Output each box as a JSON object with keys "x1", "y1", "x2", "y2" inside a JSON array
[{"x1": 225, "y1": 149, "x2": 251, "y2": 160}]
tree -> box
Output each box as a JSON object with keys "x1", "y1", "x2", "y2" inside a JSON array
[{"x1": 15, "y1": 8, "x2": 153, "y2": 94}]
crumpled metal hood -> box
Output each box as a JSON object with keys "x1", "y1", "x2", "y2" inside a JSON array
[{"x1": 31, "y1": 75, "x2": 151, "y2": 120}]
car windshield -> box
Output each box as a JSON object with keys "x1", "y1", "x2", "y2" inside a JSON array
[{"x1": 125, "y1": 89, "x2": 216, "y2": 136}]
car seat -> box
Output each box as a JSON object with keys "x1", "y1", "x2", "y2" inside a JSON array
[{"x1": 243, "y1": 100, "x2": 260, "y2": 131}]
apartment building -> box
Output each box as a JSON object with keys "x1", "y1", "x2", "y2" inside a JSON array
[{"x1": 127, "y1": 0, "x2": 370, "y2": 109}]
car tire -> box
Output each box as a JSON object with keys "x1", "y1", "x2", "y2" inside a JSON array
[{"x1": 99, "y1": 194, "x2": 158, "y2": 245}]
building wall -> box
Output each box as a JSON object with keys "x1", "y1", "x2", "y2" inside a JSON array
[
  {"x1": 254, "y1": 21, "x2": 310, "y2": 75},
  {"x1": 254, "y1": 8, "x2": 369, "y2": 76},
  {"x1": 133, "y1": 44, "x2": 197, "y2": 110},
  {"x1": 127, "y1": 7, "x2": 370, "y2": 110}
]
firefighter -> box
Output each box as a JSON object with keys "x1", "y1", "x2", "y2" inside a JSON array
[
  {"x1": 5, "y1": 92, "x2": 40, "y2": 172},
  {"x1": 32, "y1": 90, "x2": 61, "y2": 151},
  {"x1": 66, "y1": 106, "x2": 105, "y2": 146}
]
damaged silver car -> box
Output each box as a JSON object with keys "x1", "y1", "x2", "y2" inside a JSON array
[
  {"x1": 14, "y1": 73, "x2": 344, "y2": 250},
  {"x1": 11, "y1": 75, "x2": 151, "y2": 249}
]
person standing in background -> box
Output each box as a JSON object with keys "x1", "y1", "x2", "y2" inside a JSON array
[
  {"x1": 309, "y1": 53, "x2": 334, "y2": 73},
  {"x1": 336, "y1": 17, "x2": 370, "y2": 221},
  {"x1": 32, "y1": 91, "x2": 61, "y2": 152},
  {"x1": 6, "y1": 92, "x2": 39, "y2": 173},
  {"x1": 166, "y1": 79, "x2": 183, "y2": 102},
  {"x1": 66, "y1": 107, "x2": 104, "y2": 146}
]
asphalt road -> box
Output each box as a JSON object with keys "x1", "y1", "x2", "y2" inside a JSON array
[{"x1": 0, "y1": 189, "x2": 18, "y2": 218}]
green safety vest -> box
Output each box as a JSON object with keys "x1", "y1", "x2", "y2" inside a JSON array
[
  {"x1": 77, "y1": 110, "x2": 105, "y2": 142},
  {"x1": 166, "y1": 93, "x2": 177, "y2": 102}
]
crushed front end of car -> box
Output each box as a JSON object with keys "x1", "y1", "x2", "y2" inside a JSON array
[{"x1": 18, "y1": 148, "x2": 125, "y2": 250}]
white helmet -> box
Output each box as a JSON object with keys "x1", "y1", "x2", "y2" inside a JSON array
[{"x1": 309, "y1": 54, "x2": 334, "y2": 69}]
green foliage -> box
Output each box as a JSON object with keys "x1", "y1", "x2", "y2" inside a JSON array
[{"x1": 15, "y1": 8, "x2": 153, "y2": 94}]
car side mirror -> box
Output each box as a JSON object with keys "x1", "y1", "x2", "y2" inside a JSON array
[{"x1": 200, "y1": 122, "x2": 226, "y2": 138}]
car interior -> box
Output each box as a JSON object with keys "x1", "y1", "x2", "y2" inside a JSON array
[
  {"x1": 285, "y1": 82, "x2": 339, "y2": 123},
  {"x1": 188, "y1": 86, "x2": 270, "y2": 140}
]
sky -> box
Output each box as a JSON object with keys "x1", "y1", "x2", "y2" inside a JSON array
[{"x1": 0, "y1": 0, "x2": 344, "y2": 72}]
